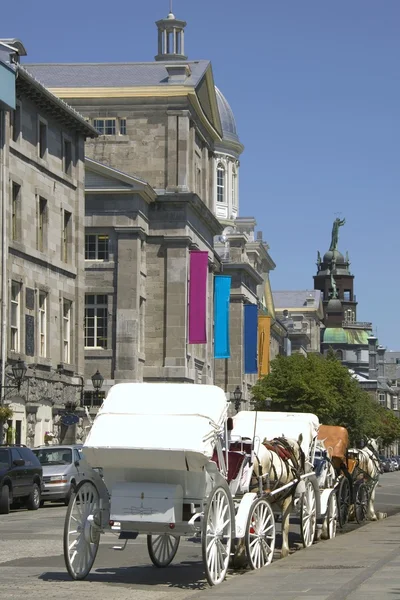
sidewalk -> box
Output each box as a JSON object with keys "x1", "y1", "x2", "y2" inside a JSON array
[{"x1": 193, "y1": 512, "x2": 400, "y2": 600}]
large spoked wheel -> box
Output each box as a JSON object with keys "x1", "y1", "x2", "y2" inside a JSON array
[
  {"x1": 202, "y1": 484, "x2": 233, "y2": 586},
  {"x1": 147, "y1": 534, "x2": 180, "y2": 567},
  {"x1": 326, "y1": 491, "x2": 338, "y2": 539},
  {"x1": 337, "y1": 476, "x2": 350, "y2": 528},
  {"x1": 300, "y1": 480, "x2": 317, "y2": 548},
  {"x1": 245, "y1": 497, "x2": 276, "y2": 569},
  {"x1": 355, "y1": 483, "x2": 369, "y2": 524},
  {"x1": 64, "y1": 480, "x2": 100, "y2": 580}
]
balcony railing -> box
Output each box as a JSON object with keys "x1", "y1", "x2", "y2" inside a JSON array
[{"x1": 342, "y1": 321, "x2": 372, "y2": 329}]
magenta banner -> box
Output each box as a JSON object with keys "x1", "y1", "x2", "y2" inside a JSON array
[{"x1": 188, "y1": 251, "x2": 208, "y2": 344}]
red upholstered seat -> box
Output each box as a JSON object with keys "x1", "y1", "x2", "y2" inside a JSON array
[
  {"x1": 230, "y1": 441, "x2": 253, "y2": 455},
  {"x1": 211, "y1": 449, "x2": 246, "y2": 483}
]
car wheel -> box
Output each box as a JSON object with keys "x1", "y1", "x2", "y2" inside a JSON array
[
  {"x1": 26, "y1": 483, "x2": 41, "y2": 511},
  {"x1": 64, "y1": 482, "x2": 76, "y2": 506},
  {"x1": 0, "y1": 485, "x2": 10, "y2": 514}
]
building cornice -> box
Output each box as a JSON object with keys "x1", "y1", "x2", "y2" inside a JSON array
[{"x1": 17, "y1": 66, "x2": 98, "y2": 137}]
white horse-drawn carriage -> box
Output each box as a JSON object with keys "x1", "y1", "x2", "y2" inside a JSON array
[{"x1": 63, "y1": 384, "x2": 337, "y2": 586}]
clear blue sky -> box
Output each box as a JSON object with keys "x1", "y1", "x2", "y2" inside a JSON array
[{"x1": 2, "y1": 1, "x2": 399, "y2": 347}]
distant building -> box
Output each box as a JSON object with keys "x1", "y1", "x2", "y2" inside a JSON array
[
  {"x1": 314, "y1": 220, "x2": 373, "y2": 376},
  {"x1": 273, "y1": 290, "x2": 324, "y2": 354}
]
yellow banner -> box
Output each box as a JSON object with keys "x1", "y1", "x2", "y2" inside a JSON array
[{"x1": 258, "y1": 316, "x2": 271, "y2": 378}]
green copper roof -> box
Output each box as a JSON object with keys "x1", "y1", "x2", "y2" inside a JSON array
[
  {"x1": 323, "y1": 328, "x2": 347, "y2": 344},
  {"x1": 323, "y1": 327, "x2": 372, "y2": 345}
]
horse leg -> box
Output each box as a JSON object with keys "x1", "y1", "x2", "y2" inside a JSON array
[
  {"x1": 367, "y1": 482, "x2": 378, "y2": 521},
  {"x1": 280, "y1": 496, "x2": 292, "y2": 558}
]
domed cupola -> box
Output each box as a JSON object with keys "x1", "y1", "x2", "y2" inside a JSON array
[{"x1": 213, "y1": 87, "x2": 244, "y2": 225}]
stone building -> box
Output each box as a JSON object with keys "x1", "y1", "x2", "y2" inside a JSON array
[
  {"x1": 26, "y1": 10, "x2": 275, "y2": 409},
  {"x1": 0, "y1": 40, "x2": 97, "y2": 445},
  {"x1": 273, "y1": 290, "x2": 324, "y2": 354},
  {"x1": 314, "y1": 219, "x2": 372, "y2": 375}
]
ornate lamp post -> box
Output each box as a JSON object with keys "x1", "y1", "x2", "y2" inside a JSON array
[
  {"x1": 232, "y1": 386, "x2": 243, "y2": 413},
  {"x1": 0, "y1": 357, "x2": 27, "y2": 442},
  {"x1": 91, "y1": 370, "x2": 104, "y2": 403}
]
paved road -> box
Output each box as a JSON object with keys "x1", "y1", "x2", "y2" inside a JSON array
[{"x1": 1, "y1": 472, "x2": 399, "y2": 600}]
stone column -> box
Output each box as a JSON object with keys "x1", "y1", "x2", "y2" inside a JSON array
[
  {"x1": 114, "y1": 231, "x2": 141, "y2": 381},
  {"x1": 163, "y1": 241, "x2": 188, "y2": 372},
  {"x1": 166, "y1": 111, "x2": 190, "y2": 193}
]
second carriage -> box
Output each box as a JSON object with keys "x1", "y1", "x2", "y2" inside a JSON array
[{"x1": 315, "y1": 425, "x2": 380, "y2": 527}]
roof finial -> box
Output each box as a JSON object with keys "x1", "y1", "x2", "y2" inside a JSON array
[{"x1": 170, "y1": 0, "x2": 173, "y2": 12}]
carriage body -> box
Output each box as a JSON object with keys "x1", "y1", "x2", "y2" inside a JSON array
[
  {"x1": 82, "y1": 383, "x2": 230, "y2": 536},
  {"x1": 64, "y1": 383, "x2": 279, "y2": 585}
]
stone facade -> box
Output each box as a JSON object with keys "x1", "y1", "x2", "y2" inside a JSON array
[
  {"x1": 0, "y1": 43, "x2": 96, "y2": 445},
  {"x1": 273, "y1": 291, "x2": 324, "y2": 354}
]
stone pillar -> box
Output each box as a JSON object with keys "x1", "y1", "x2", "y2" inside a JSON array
[
  {"x1": 368, "y1": 336, "x2": 378, "y2": 379},
  {"x1": 377, "y1": 345, "x2": 386, "y2": 379},
  {"x1": 114, "y1": 231, "x2": 141, "y2": 381},
  {"x1": 166, "y1": 111, "x2": 190, "y2": 193},
  {"x1": 166, "y1": 113, "x2": 178, "y2": 191},
  {"x1": 163, "y1": 242, "x2": 188, "y2": 370},
  {"x1": 177, "y1": 113, "x2": 190, "y2": 192}
]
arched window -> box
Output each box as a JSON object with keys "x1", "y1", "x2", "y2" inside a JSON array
[
  {"x1": 217, "y1": 163, "x2": 225, "y2": 203},
  {"x1": 232, "y1": 166, "x2": 237, "y2": 207}
]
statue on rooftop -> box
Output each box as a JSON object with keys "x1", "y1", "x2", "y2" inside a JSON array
[
  {"x1": 330, "y1": 271, "x2": 338, "y2": 299},
  {"x1": 316, "y1": 251, "x2": 321, "y2": 270},
  {"x1": 329, "y1": 217, "x2": 346, "y2": 252}
]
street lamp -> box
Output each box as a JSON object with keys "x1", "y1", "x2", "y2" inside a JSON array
[
  {"x1": 232, "y1": 386, "x2": 243, "y2": 413},
  {"x1": 91, "y1": 370, "x2": 104, "y2": 403},
  {"x1": 0, "y1": 357, "x2": 27, "y2": 442}
]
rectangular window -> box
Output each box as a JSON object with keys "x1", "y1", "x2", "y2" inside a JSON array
[
  {"x1": 378, "y1": 393, "x2": 385, "y2": 406},
  {"x1": 63, "y1": 139, "x2": 72, "y2": 175},
  {"x1": 93, "y1": 118, "x2": 116, "y2": 135},
  {"x1": 38, "y1": 119, "x2": 47, "y2": 159},
  {"x1": 11, "y1": 103, "x2": 21, "y2": 142},
  {"x1": 393, "y1": 396, "x2": 398, "y2": 411},
  {"x1": 344, "y1": 290, "x2": 351, "y2": 301},
  {"x1": 217, "y1": 166, "x2": 225, "y2": 203},
  {"x1": 85, "y1": 294, "x2": 108, "y2": 348},
  {"x1": 11, "y1": 182, "x2": 20, "y2": 241},
  {"x1": 85, "y1": 234, "x2": 109, "y2": 260},
  {"x1": 62, "y1": 210, "x2": 72, "y2": 263},
  {"x1": 10, "y1": 281, "x2": 20, "y2": 352},
  {"x1": 37, "y1": 196, "x2": 47, "y2": 252},
  {"x1": 63, "y1": 300, "x2": 72, "y2": 363},
  {"x1": 38, "y1": 291, "x2": 47, "y2": 358},
  {"x1": 232, "y1": 172, "x2": 237, "y2": 206},
  {"x1": 119, "y1": 119, "x2": 127, "y2": 135}
]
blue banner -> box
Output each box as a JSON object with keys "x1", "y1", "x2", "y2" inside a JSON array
[
  {"x1": 244, "y1": 304, "x2": 258, "y2": 374},
  {"x1": 214, "y1": 276, "x2": 231, "y2": 359}
]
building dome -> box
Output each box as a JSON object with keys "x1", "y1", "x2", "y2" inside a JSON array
[
  {"x1": 326, "y1": 298, "x2": 343, "y2": 314},
  {"x1": 323, "y1": 250, "x2": 345, "y2": 264},
  {"x1": 323, "y1": 328, "x2": 347, "y2": 344},
  {"x1": 215, "y1": 87, "x2": 239, "y2": 144}
]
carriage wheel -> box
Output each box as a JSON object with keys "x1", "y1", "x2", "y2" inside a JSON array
[
  {"x1": 326, "y1": 491, "x2": 338, "y2": 539},
  {"x1": 147, "y1": 534, "x2": 180, "y2": 567},
  {"x1": 245, "y1": 497, "x2": 275, "y2": 569},
  {"x1": 202, "y1": 485, "x2": 233, "y2": 586},
  {"x1": 300, "y1": 480, "x2": 317, "y2": 548},
  {"x1": 337, "y1": 477, "x2": 350, "y2": 528},
  {"x1": 355, "y1": 483, "x2": 369, "y2": 524},
  {"x1": 63, "y1": 480, "x2": 100, "y2": 580}
]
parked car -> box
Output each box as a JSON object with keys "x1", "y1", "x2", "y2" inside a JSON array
[
  {"x1": 391, "y1": 456, "x2": 400, "y2": 471},
  {"x1": 0, "y1": 445, "x2": 43, "y2": 514},
  {"x1": 32, "y1": 445, "x2": 89, "y2": 506},
  {"x1": 379, "y1": 455, "x2": 391, "y2": 473}
]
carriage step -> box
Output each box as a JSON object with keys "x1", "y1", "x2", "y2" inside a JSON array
[{"x1": 118, "y1": 532, "x2": 138, "y2": 540}]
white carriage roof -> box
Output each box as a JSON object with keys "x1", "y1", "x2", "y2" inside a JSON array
[
  {"x1": 98, "y1": 383, "x2": 228, "y2": 425},
  {"x1": 84, "y1": 383, "x2": 229, "y2": 470},
  {"x1": 232, "y1": 411, "x2": 320, "y2": 456}
]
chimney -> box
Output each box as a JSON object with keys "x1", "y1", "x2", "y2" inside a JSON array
[
  {"x1": 368, "y1": 336, "x2": 378, "y2": 380},
  {"x1": 377, "y1": 345, "x2": 386, "y2": 379},
  {"x1": 306, "y1": 294, "x2": 314, "y2": 307}
]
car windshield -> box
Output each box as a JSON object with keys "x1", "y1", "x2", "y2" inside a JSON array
[
  {"x1": 0, "y1": 449, "x2": 8, "y2": 468},
  {"x1": 32, "y1": 448, "x2": 72, "y2": 465}
]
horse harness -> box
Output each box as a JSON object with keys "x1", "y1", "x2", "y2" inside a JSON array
[{"x1": 262, "y1": 436, "x2": 305, "y2": 483}]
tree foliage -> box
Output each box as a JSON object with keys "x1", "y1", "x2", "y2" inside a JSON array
[{"x1": 252, "y1": 353, "x2": 400, "y2": 446}]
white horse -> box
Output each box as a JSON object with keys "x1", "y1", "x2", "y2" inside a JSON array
[
  {"x1": 348, "y1": 438, "x2": 381, "y2": 521},
  {"x1": 250, "y1": 435, "x2": 305, "y2": 558}
]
